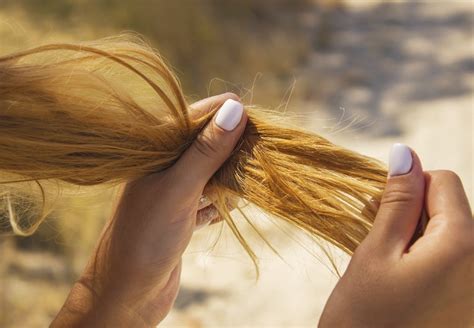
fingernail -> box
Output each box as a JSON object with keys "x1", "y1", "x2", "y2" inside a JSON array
[
  {"x1": 195, "y1": 206, "x2": 219, "y2": 231},
  {"x1": 388, "y1": 143, "x2": 413, "y2": 177},
  {"x1": 215, "y1": 99, "x2": 244, "y2": 131}
]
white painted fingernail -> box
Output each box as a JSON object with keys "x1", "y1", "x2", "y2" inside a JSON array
[
  {"x1": 215, "y1": 99, "x2": 244, "y2": 131},
  {"x1": 388, "y1": 143, "x2": 413, "y2": 177}
]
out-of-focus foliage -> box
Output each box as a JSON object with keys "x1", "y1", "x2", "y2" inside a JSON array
[
  {"x1": 0, "y1": 0, "x2": 316, "y2": 99},
  {"x1": 0, "y1": 3, "x2": 335, "y2": 325},
  {"x1": 1, "y1": 1, "x2": 472, "y2": 326}
]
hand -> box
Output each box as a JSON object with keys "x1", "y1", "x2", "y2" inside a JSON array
[
  {"x1": 52, "y1": 93, "x2": 247, "y2": 327},
  {"x1": 319, "y1": 144, "x2": 474, "y2": 327}
]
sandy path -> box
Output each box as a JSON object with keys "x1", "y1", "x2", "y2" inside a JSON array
[
  {"x1": 163, "y1": 2, "x2": 473, "y2": 326},
  {"x1": 0, "y1": 1, "x2": 471, "y2": 327}
]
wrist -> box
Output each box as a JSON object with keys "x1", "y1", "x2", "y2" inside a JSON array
[{"x1": 52, "y1": 277, "x2": 151, "y2": 327}]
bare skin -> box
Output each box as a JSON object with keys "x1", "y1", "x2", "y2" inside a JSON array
[
  {"x1": 319, "y1": 154, "x2": 474, "y2": 327},
  {"x1": 52, "y1": 92, "x2": 245, "y2": 326},
  {"x1": 52, "y1": 94, "x2": 473, "y2": 327}
]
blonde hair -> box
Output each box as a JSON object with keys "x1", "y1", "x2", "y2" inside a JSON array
[{"x1": 0, "y1": 35, "x2": 386, "y2": 266}]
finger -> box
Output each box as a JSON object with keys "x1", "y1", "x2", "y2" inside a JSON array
[
  {"x1": 424, "y1": 170, "x2": 472, "y2": 226},
  {"x1": 189, "y1": 93, "x2": 240, "y2": 120},
  {"x1": 368, "y1": 144, "x2": 426, "y2": 255},
  {"x1": 195, "y1": 193, "x2": 238, "y2": 228},
  {"x1": 198, "y1": 194, "x2": 212, "y2": 210},
  {"x1": 361, "y1": 197, "x2": 380, "y2": 219},
  {"x1": 198, "y1": 193, "x2": 238, "y2": 211},
  {"x1": 405, "y1": 171, "x2": 472, "y2": 267},
  {"x1": 199, "y1": 184, "x2": 239, "y2": 210},
  {"x1": 195, "y1": 204, "x2": 220, "y2": 230},
  {"x1": 172, "y1": 99, "x2": 247, "y2": 193}
]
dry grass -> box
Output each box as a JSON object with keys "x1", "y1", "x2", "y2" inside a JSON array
[
  {"x1": 0, "y1": 1, "x2": 471, "y2": 326},
  {"x1": 0, "y1": 3, "x2": 319, "y2": 325}
]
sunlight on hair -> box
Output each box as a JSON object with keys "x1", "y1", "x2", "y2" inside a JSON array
[{"x1": 0, "y1": 34, "x2": 387, "y2": 274}]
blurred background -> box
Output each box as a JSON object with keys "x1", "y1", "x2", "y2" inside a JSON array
[{"x1": 0, "y1": 0, "x2": 472, "y2": 326}]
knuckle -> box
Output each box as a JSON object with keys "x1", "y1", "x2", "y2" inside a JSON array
[
  {"x1": 381, "y1": 188, "x2": 416, "y2": 206},
  {"x1": 432, "y1": 170, "x2": 462, "y2": 185},
  {"x1": 222, "y1": 92, "x2": 240, "y2": 101},
  {"x1": 193, "y1": 132, "x2": 219, "y2": 158}
]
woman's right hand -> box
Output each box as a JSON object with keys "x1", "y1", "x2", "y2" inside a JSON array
[{"x1": 320, "y1": 144, "x2": 473, "y2": 327}]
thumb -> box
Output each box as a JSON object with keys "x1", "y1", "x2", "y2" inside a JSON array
[
  {"x1": 172, "y1": 99, "x2": 247, "y2": 192},
  {"x1": 369, "y1": 144, "x2": 426, "y2": 255}
]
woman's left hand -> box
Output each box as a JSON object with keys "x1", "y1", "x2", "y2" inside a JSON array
[{"x1": 52, "y1": 93, "x2": 247, "y2": 327}]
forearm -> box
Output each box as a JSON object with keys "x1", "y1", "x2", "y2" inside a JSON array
[{"x1": 52, "y1": 278, "x2": 150, "y2": 327}]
